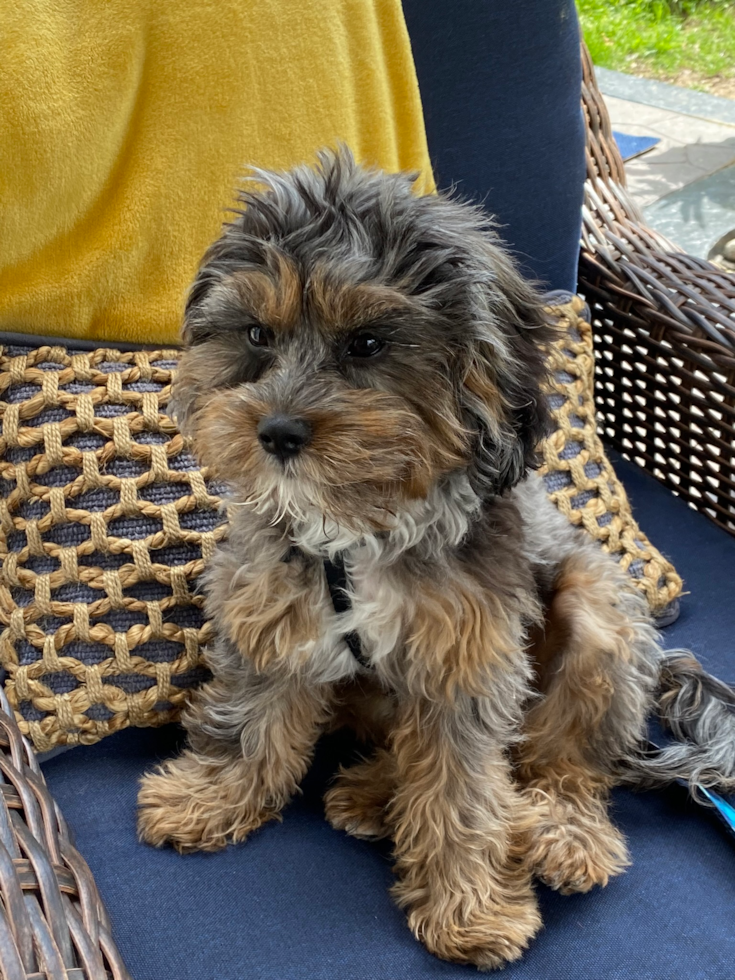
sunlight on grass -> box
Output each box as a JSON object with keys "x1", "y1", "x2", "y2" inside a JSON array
[{"x1": 578, "y1": 0, "x2": 735, "y2": 95}]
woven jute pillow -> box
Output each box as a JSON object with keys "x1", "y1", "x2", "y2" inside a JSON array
[
  {"x1": 0, "y1": 296, "x2": 682, "y2": 751},
  {"x1": 0, "y1": 344, "x2": 227, "y2": 752},
  {"x1": 540, "y1": 293, "x2": 682, "y2": 622}
]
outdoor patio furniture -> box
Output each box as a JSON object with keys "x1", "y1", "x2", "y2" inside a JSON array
[{"x1": 0, "y1": 5, "x2": 733, "y2": 977}]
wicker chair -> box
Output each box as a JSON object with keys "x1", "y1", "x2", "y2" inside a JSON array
[
  {"x1": 580, "y1": 47, "x2": 735, "y2": 538},
  {"x1": 0, "y1": 45, "x2": 733, "y2": 980}
]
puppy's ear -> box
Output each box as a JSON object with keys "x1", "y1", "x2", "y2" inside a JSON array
[
  {"x1": 180, "y1": 246, "x2": 234, "y2": 348},
  {"x1": 174, "y1": 233, "x2": 268, "y2": 432},
  {"x1": 459, "y1": 244, "x2": 554, "y2": 500},
  {"x1": 170, "y1": 263, "x2": 229, "y2": 437}
]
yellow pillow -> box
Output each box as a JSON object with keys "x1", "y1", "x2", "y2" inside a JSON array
[{"x1": 0, "y1": 0, "x2": 434, "y2": 346}]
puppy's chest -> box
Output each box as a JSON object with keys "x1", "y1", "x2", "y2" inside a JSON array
[{"x1": 312, "y1": 548, "x2": 407, "y2": 681}]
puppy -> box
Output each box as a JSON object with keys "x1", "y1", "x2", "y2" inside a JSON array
[{"x1": 137, "y1": 149, "x2": 728, "y2": 969}]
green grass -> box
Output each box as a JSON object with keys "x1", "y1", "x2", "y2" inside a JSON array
[{"x1": 578, "y1": 0, "x2": 735, "y2": 93}]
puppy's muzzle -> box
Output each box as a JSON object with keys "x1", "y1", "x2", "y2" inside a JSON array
[{"x1": 257, "y1": 415, "x2": 312, "y2": 461}]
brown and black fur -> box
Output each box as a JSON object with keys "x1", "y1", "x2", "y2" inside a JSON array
[{"x1": 137, "y1": 149, "x2": 735, "y2": 970}]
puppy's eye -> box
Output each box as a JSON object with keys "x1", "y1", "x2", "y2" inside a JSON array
[
  {"x1": 345, "y1": 333, "x2": 385, "y2": 359},
  {"x1": 248, "y1": 325, "x2": 271, "y2": 348}
]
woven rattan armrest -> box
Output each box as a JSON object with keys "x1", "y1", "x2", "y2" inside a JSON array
[
  {"x1": 0, "y1": 686, "x2": 131, "y2": 979},
  {"x1": 579, "y1": 44, "x2": 735, "y2": 537}
]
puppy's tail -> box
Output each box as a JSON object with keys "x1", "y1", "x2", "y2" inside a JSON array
[{"x1": 621, "y1": 651, "x2": 735, "y2": 794}]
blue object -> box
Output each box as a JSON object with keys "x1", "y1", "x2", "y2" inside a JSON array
[
  {"x1": 402, "y1": 0, "x2": 586, "y2": 295},
  {"x1": 42, "y1": 454, "x2": 735, "y2": 980},
  {"x1": 701, "y1": 787, "x2": 735, "y2": 836},
  {"x1": 641, "y1": 740, "x2": 735, "y2": 841},
  {"x1": 613, "y1": 130, "x2": 661, "y2": 162}
]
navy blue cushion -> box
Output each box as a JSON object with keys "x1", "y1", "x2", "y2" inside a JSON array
[
  {"x1": 42, "y1": 457, "x2": 735, "y2": 980},
  {"x1": 401, "y1": 0, "x2": 586, "y2": 294}
]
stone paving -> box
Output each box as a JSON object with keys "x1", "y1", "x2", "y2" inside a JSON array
[{"x1": 596, "y1": 68, "x2": 735, "y2": 261}]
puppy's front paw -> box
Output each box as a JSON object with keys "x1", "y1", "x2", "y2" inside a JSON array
[
  {"x1": 393, "y1": 863, "x2": 541, "y2": 971},
  {"x1": 137, "y1": 752, "x2": 273, "y2": 853},
  {"x1": 324, "y1": 754, "x2": 393, "y2": 840},
  {"x1": 525, "y1": 791, "x2": 629, "y2": 894},
  {"x1": 404, "y1": 886, "x2": 542, "y2": 970}
]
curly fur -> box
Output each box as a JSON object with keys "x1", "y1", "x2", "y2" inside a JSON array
[
  {"x1": 620, "y1": 652, "x2": 735, "y2": 793},
  {"x1": 137, "y1": 148, "x2": 735, "y2": 970}
]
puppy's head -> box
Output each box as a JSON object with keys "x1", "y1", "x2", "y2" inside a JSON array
[{"x1": 175, "y1": 148, "x2": 553, "y2": 531}]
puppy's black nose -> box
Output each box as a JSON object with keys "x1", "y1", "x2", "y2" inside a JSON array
[{"x1": 257, "y1": 415, "x2": 312, "y2": 460}]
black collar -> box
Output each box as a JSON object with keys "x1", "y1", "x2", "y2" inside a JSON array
[{"x1": 284, "y1": 546, "x2": 371, "y2": 669}]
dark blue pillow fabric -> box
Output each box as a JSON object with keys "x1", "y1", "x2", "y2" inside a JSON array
[
  {"x1": 401, "y1": 0, "x2": 586, "y2": 293},
  {"x1": 42, "y1": 459, "x2": 735, "y2": 980}
]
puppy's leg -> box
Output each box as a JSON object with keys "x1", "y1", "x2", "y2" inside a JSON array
[
  {"x1": 388, "y1": 696, "x2": 541, "y2": 970},
  {"x1": 519, "y1": 550, "x2": 659, "y2": 893},
  {"x1": 325, "y1": 676, "x2": 397, "y2": 839},
  {"x1": 138, "y1": 660, "x2": 333, "y2": 852},
  {"x1": 325, "y1": 748, "x2": 395, "y2": 840}
]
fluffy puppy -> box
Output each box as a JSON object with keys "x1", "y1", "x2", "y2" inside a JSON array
[{"x1": 137, "y1": 149, "x2": 727, "y2": 969}]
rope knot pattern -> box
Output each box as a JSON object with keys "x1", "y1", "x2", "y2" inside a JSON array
[
  {"x1": 541, "y1": 297, "x2": 682, "y2": 615},
  {"x1": 0, "y1": 343, "x2": 227, "y2": 751}
]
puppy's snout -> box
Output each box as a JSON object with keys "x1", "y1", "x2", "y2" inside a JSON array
[{"x1": 257, "y1": 415, "x2": 312, "y2": 461}]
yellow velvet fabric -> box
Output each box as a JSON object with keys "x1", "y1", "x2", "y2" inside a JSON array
[{"x1": 0, "y1": 0, "x2": 434, "y2": 346}]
